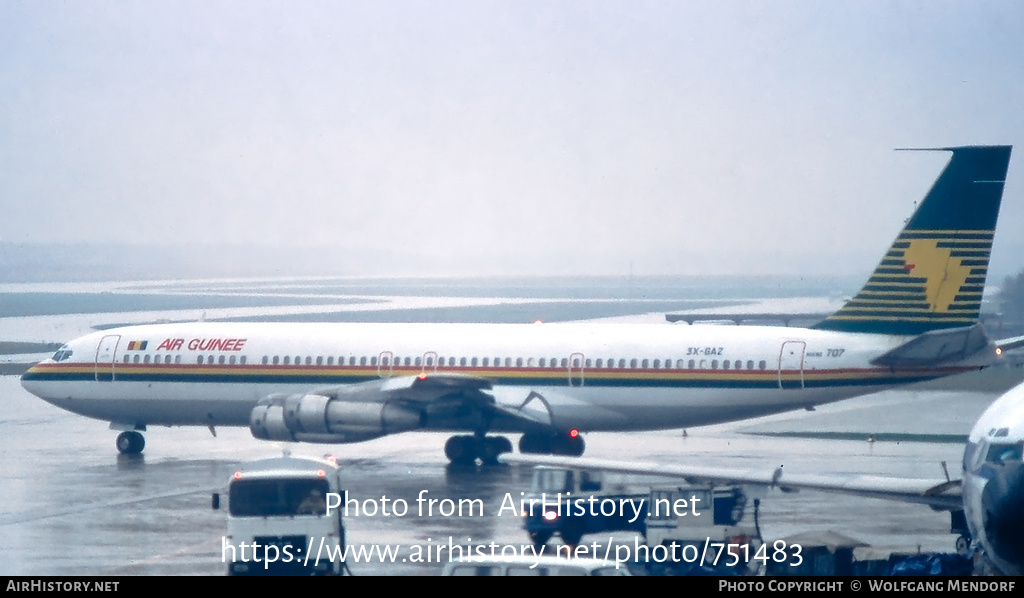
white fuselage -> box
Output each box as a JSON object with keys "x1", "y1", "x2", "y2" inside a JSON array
[
  {"x1": 961, "y1": 382, "x2": 1024, "y2": 576},
  {"x1": 21, "y1": 321, "x2": 968, "y2": 433}
]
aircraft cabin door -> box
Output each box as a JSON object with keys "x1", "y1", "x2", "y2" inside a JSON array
[
  {"x1": 95, "y1": 334, "x2": 121, "y2": 382},
  {"x1": 421, "y1": 351, "x2": 438, "y2": 376},
  {"x1": 377, "y1": 351, "x2": 394, "y2": 378},
  {"x1": 777, "y1": 341, "x2": 806, "y2": 390},
  {"x1": 568, "y1": 352, "x2": 585, "y2": 387}
]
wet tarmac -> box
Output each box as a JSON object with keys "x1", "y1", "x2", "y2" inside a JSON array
[{"x1": 2, "y1": 371, "x2": 1017, "y2": 576}]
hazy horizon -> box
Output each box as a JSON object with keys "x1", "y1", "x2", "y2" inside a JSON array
[{"x1": 3, "y1": 2, "x2": 1023, "y2": 279}]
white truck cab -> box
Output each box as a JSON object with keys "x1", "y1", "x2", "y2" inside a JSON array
[{"x1": 214, "y1": 453, "x2": 346, "y2": 576}]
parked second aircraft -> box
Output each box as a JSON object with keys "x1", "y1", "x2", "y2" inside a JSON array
[
  {"x1": 504, "y1": 379, "x2": 1024, "y2": 575},
  {"x1": 21, "y1": 146, "x2": 1022, "y2": 464}
]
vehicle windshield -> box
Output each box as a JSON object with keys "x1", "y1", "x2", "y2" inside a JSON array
[
  {"x1": 229, "y1": 478, "x2": 330, "y2": 517},
  {"x1": 532, "y1": 469, "x2": 571, "y2": 493}
]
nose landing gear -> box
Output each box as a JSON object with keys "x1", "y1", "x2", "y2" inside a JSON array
[{"x1": 115, "y1": 431, "x2": 145, "y2": 454}]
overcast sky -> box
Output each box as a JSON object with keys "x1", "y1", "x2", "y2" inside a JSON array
[{"x1": 2, "y1": 1, "x2": 1023, "y2": 278}]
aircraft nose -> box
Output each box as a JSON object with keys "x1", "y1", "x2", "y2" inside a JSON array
[
  {"x1": 981, "y1": 461, "x2": 1024, "y2": 574},
  {"x1": 20, "y1": 362, "x2": 44, "y2": 394}
]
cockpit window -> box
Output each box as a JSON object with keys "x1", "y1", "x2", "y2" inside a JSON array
[
  {"x1": 52, "y1": 347, "x2": 73, "y2": 362},
  {"x1": 985, "y1": 442, "x2": 1023, "y2": 464}
]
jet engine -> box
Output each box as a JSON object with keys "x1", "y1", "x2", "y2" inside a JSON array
[{"x1": 249, "y1": 393, "x2": 424, "y2": 444}]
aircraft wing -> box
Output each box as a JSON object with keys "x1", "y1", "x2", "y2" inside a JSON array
[
  {"x1": 501, "y1": 454, "x2": 963, "y2": 510},
  {"x1": 317, "y1": 373, "x2": 564, "y2": 431},
  {"x1": 251, "y1": 372, "x2": 566, "y2": 444}
]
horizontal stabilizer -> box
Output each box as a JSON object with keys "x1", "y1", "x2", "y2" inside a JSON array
[
  {"x1": 871, "y1": 324, "x2": 994, "y2": 368},
  {"x1": 997, "y1": 335, "x2": 1024, "y2": 354}
]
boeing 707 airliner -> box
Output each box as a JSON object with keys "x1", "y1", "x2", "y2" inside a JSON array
[{"x1": 21, "y1": 146, "x2": 1022, "y2": 464}]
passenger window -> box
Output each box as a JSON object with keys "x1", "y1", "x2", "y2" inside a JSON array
[
  {"x1": 711, "y1": 360, "x2": 718, "y2": 369},
  {"x1": 759, "y1": 360, "x2": 767, "y2": 370},
  {"x1": 219, "y1": 355, "x2": 226, "y2": 365},
  {"x1": 144, "y1": 355, "x2": 151, "y2": 364},
  {"x1": 197, "y1": 356, "x2": 204, "y2": 365},
  {"x1": 653, "y1": 359, "x2": 660, "y2": 368},
  {"x1": 722, "y1": 360, "x2": 729, "y2": 370},
  {"x1": 471, "y1": 357, "x2": 478, "y2": 367},
  {"x1": 229, "y1": 355, "x2": 236, "y2": 365},
  {"x1": 630, "y1": 359, "x2": 637, "y2": 368},
  {"x1": 746, "y1": 360, "x2": 754, "y2": 370},
  {"x1": 284, "y1": 356, "x2": 291, "y2": 365},
  {"x1": 240, "y1": 356, "x2": 246, "y2": 365}
]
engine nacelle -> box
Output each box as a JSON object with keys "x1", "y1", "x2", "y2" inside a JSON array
[{"x1": 250, "y1": 393, "x2": 423, "y2": 444}]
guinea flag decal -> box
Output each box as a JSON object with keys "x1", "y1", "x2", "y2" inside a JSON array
[{"x1": 127, "y1": 340, "x2": 148, "y2": 351}]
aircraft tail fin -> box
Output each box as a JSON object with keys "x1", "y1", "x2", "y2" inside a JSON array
[{"x1": 814, "y1": 145, "x2": 1012, "y2": 335}]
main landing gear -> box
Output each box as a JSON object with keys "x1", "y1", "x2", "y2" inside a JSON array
[
  {"x1": 443, "y1": 430, "x2": 586, "y2": 465},
  {"x1": 116, "y1": 431, "x2": 145, "y2": 455},
  {"x1": 519, "y1": 431, "x2": 585, "y2": 457},
  {"x1": 445, "y1": 435, "x2": 513, "y2": 466}
]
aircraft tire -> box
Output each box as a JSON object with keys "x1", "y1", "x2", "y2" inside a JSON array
[
  {"x1": 518, "y1": 433, "x2": 551, "y2": 454},
  {"x1": 444, "y1": 435, "x2": 478, "y2": 465},
  {"x1": 479, "y1": 436, "x2": 513, "y2": 465},
  {"x1": 116, "y1": 431, "x2": 145, "y2": 454},
  {"x1": 552, "y1": 433, "x2": 585, "y2": 457}
]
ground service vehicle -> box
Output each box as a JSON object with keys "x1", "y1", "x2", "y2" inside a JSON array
[
  {"x1": 214, "y1": 453, "x2": 345, "y2": 576},
  {"x1": 644, "y1": 484, "x2": 760, "y2": 575},
  {"x1": 523, "y1": 465, "x2": 647, "y2": 547}
]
